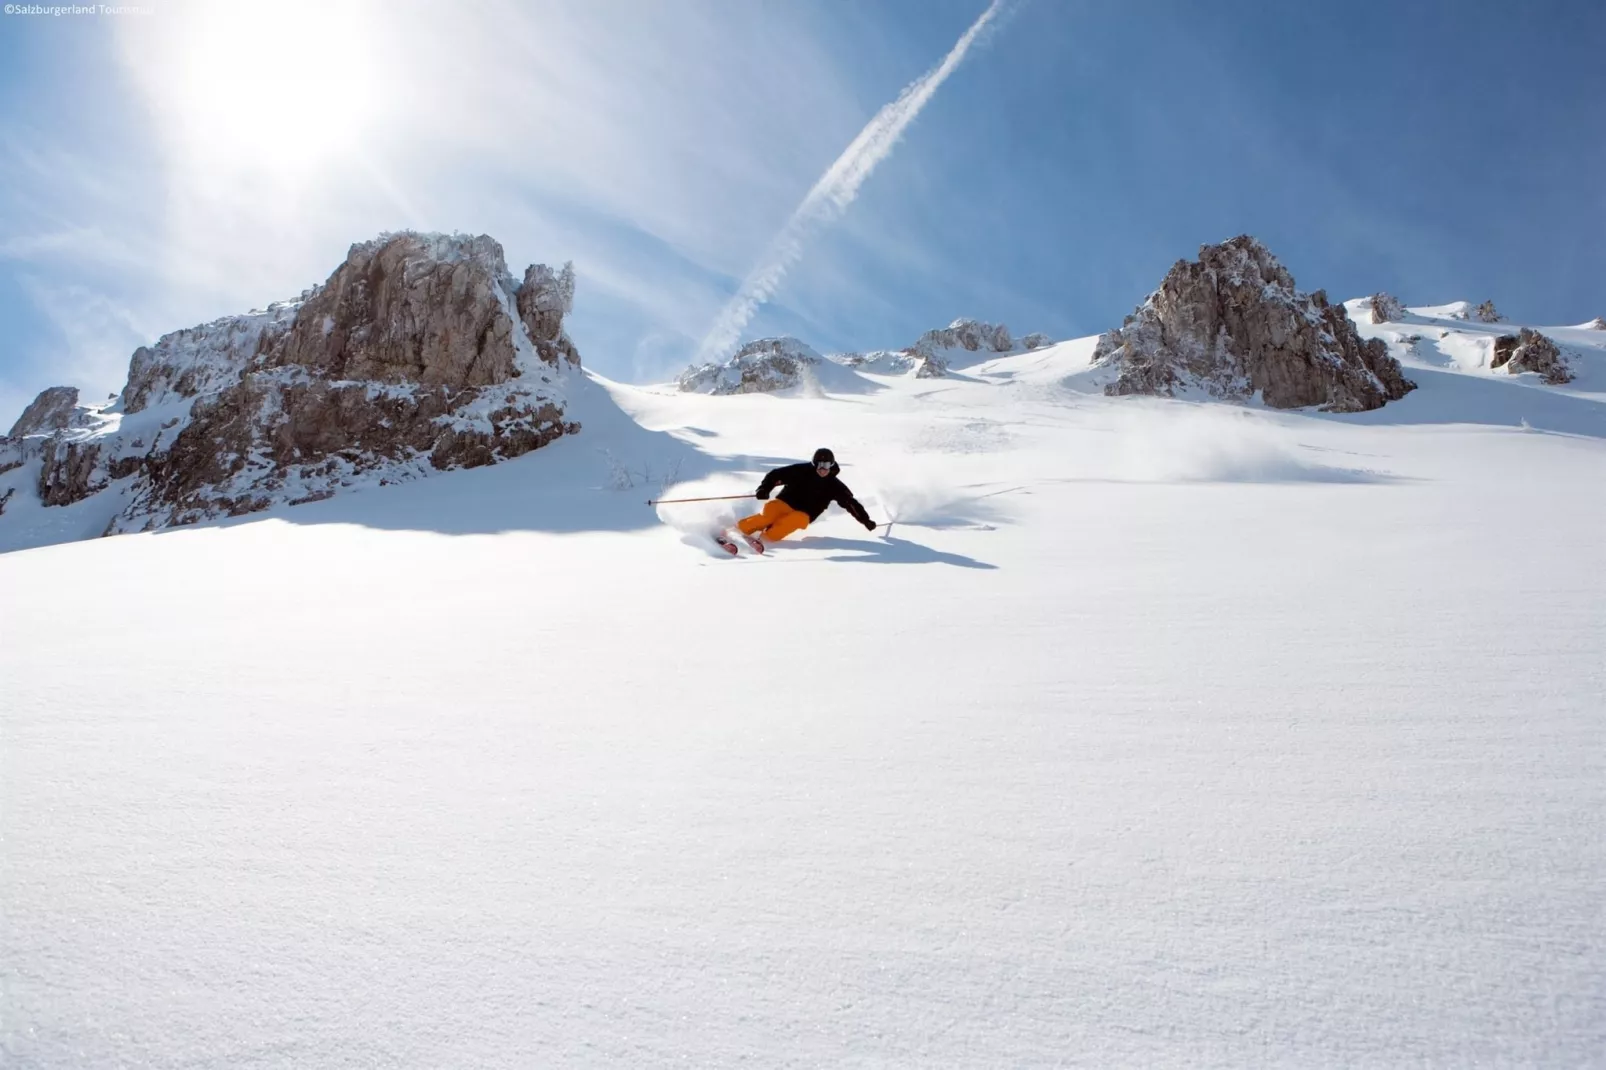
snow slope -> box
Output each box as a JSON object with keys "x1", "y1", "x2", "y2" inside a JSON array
[
  {"x1": 1345, "y1": 297, "x2": 1606, "y2": 396},
  {"x1": 3, "y1": 341, "x2": 1604, "y2": 1067}
]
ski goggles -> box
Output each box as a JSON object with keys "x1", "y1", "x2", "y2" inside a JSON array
[{"x1": 815, "y1": 462, "x2": 833, "y2": 473}]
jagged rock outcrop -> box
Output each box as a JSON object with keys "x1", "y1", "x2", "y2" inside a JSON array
[
  {"x1": 1, "y1": 387, "x2": 118, "y2": 503},
  {"x1": 905, "y1": 319, "x2": 1017, "y2": 378},
  {"x1": 915, "y1": 319, "x2": 1013, "y2": 355},
  {"x1": 267, "y1": 234, "x2": 528, "y2": 388},
  {"x1": 692, "y1": 318, "x2": 1046, "y2": 387},
  {"x1": 1473, "y1": 300, "x2": 1503, "y2": 323},
  {"x1": 39, "y1": 439, "x2": 106, "y2": 507},
  {"x1": 678, "y1": 337, "x2": 825, "y2": 395},
  {"x1": 0, "y1": 231, "x2": 583, "y2": 538},
  {"x1": 517, "y1": 263, "x2": 581, "y2": 367},
  {"x1": 1584, "y1": 317, "x2": 1606, "y2": 331},
  {"x1": 832, "y1": 320, "x2": 1032, "y2": 378},
  {"x1": 124, "y1": 306, "x2": 298, "y2": 414},
  {"x1": 1368, "y1": 293, "x2": 1407, "y2": 324},
  {"x1": 834, "y1": 350, "x2": 915, "y2": 374},
  {"x1": 113, "y1": 233, "x2": 581, "y2": 531},
  {"x1": 1089, "y1": 236, "x2": 1415, "y2": 412},
  {"x1": 8, "y1": 386, "x2": 81, "y2": 437},
  {"x1": 1491, "y1": 329, "x2": 1572, "y2": 385}
]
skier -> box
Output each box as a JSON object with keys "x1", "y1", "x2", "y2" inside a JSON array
[{"x1": 736, "y1": 448, "x2": 876, "y2": 545}]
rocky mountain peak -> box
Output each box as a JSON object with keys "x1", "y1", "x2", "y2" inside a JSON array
[
  {"x1": 7, "y1": 386, "x2": 82, "y2": 438},
  {"x1": 678, "y1": 337, "x2": 825, "y2": 394},
  {"x1": 1090, "y1": 235, "x2": 1415, "y2": 412},
  {"x1": 0, "y1": 230, "x2": 583, "y2": 534},
  {"x1": 1368, "y1": 293, "x2": 1407, "y2": 324}
]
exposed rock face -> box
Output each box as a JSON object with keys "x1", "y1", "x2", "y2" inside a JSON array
[
  {"x1": 915, "y1": 319, "x2": 1013, "y2": 355},
  {"x1": 112, "y1": 233, "x2": 581, "y2": 531},
  {"x1": 517, "y1": 263, "x2": 581, "y2": 367},
  {"x1": 905, "y1": 319, "x2": 1017, "y2": 378},
  {"x1": 267, "y1": 233, "x2": 526, "y2": 389},
  {"x1": 1368, "y1": 293, "x2": 1407, "y2": 324},
  {"x1": 697, "y1": 319, "x2": 1033, "y2": 388},
  {"x1": 130, "y1": 374, "x2": 575, "y2": 528},
  {"x1": 1090, "y1": 235, "x2": 1415, "y2": 412},
  {"x1": 834, "y1": 350, "x2": 915, "y2": 374},
  {"x1": 678, "y1": 337, "x2": 824, "y2": 395},
  {"x1": 1585, "y1": 317, "x2": 1606, "y2": 331},
  {"x1": 1491, "y1": 329, "x2": 1572, "y2": 385},
  {"x1": 8, "y1": 386, "x2": 81, "y2": 437},
  {"x1": 1, "y1": 386, "x2": 117, "y2": 504},
  {"x1": 1473, "y1": 300, "x2": 1503, "y2": 323},
  {"x1": 39, "y1": 439, "x2": 106, "y2": 507},
  {"x1": 0, "y1": 231, "x2": 584, "y2": 538},
  {"x1": 832, "y1": 320, "x2": 1030, "y2": 378},
  {"x1": 124, "y1": 307, "x2": 298, "y2": 414}
]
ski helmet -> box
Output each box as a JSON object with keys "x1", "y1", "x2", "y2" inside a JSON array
[{"x1": 812, "y1": 448, "x2": 836, "y2": 467}]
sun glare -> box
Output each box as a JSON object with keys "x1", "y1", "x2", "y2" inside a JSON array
[{"x1": 133, "y1": 1, "x2": 383, "y2": 185}]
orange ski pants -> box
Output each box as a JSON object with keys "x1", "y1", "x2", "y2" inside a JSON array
[{"x1": 737, "y1": 500, "x2": 811, "y2": 541}]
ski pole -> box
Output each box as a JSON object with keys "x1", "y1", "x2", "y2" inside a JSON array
[{"x1": 646, "y1": 493, "x2": 757, "y2": 505}]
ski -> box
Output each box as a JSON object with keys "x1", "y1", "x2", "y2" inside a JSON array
[
  {"x1": 712, "y1": 533, "x2": 740, "y2": 556},
  {"x1": 736, "y1": 531, "x2": 765, "y2": 554}
]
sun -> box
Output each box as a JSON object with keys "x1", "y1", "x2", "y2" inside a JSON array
[{"x1": 126, "y1": 1, "x2": 384, "y2": 186}]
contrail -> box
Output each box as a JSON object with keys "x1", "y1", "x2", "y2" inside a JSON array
[{"x1": 692, "y1": 0, "x2": 1010, "y2": 366}]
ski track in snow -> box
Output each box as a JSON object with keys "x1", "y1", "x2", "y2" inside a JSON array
[{"x1": 3, "y1": 331, "x2": 1605, "y2": 1067}]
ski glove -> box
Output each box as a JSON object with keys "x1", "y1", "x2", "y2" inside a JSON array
[
  {"x1": 755, "y1": 486, "x2": 770, "y2": 500},
  {"x1": 862, "y1": 519, "x2": 877, "y2": 532}
]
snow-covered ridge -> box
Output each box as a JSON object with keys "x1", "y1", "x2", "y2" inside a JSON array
[
  {"x1": 1344, "y1": 295, "x2": 1602, "y2": 391},
  {"x1": 679, "y1": 336, "x2": 823, "y2": 394},
  {"x1": 7, "y1": 229, "x2": 1603, "y2": 555},
  {"x1": 685, "y1": 319, "x2": 1053, "y2": 391},
  {"x1": 125, "y1": 301, "x2": 304, "y2": 414}
]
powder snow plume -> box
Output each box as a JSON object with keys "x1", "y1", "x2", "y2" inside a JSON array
[{"x1": 693, "y1": 0, "x2": 1010, "y2": 365}]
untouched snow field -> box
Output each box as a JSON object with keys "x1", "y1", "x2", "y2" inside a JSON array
[{"x1": 3, "y1": 331, "x2": 1605, "y2": 1066}]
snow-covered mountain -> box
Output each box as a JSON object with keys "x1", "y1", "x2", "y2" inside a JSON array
[
  {"x1": 1087, "y1": 235, "x2": 1415, "y2": 411},
  {"x1": 0, "y1": 232, "x2": 584, "y2": 548},
  {"x1": 676, "y1": 336, "x2": 875, "y2": 395},
  {"x1": 4, "y1": 229, "x2": 1605, "y2": 1064},
  {"x1": 675, "y1": 319, "x2": 1051, "y2": 393},
  {"x1": 831, "y1": 319, "x2": 1050, "y2": 378},
  {"x1": 5, "y1": 232, "x2": 1603, "y2": 556}
]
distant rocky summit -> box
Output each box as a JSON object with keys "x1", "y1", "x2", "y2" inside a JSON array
[
  {"x1": 1584, "y1": 317, "x2": 1606, "y2": 331},
  {"x1": 904, "y1": 319, "x2": 1016, "y2": 378},
  {"x1": 1472, "y1": 300, "x2": 1504, "y2": 324},
  {"x1": 7, "y1": 386, "x2": 83, "y2": 438},
  {"x1": 1491, "y1": 328, "x2": 1572, "y2": 385},
  {"x1": 694, "y1": 319, "x2": 1044, "y2": 390},
  {"x1": 1090, "y1": 236, "x2": 1416, "y2": 412},
  {"x1": 678, "y1": 337, "x2": 828, "y2": 394},
  {"x1": 1, "y1": 231, "x2": 582, "y2": 534},
  {"x1": 1367, "y1": 293, "x2": 1407, "y2": 324}
]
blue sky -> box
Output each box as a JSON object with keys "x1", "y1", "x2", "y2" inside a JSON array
[{"x1": 2, "y1": 0, "x2": 1602, "y2": 420}]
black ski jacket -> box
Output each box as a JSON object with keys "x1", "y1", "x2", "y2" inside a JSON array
[{"x1": 758, "y1": 462, "x2": 871, "y2": 525}]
